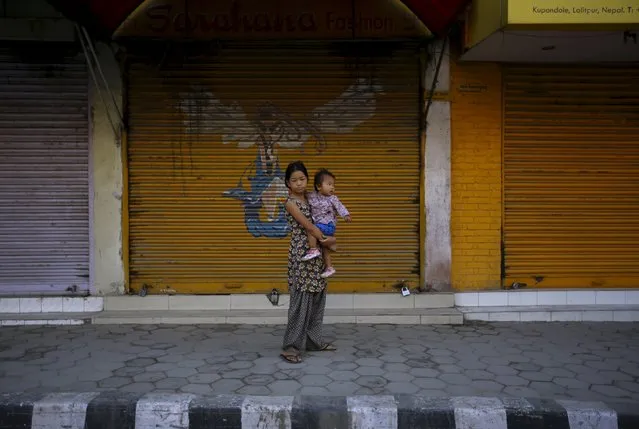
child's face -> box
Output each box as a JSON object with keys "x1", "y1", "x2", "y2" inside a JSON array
[
  {"x1": 317, "y1": 176, "x2": 335, "y2": 196},
  {"x1": 287, "y1": 171, "x2": 308, "y2": 194}
]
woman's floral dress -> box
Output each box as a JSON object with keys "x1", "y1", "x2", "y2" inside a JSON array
[{"x1": 287, "y1": 196, "x2": 327, "y2": 293}]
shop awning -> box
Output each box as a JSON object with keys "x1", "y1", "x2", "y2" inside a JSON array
[{"x1": 46, "y1": 0, "x2": 468, "y2": 39}]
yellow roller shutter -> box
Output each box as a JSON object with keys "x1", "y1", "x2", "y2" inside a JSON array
[
  {"x1": 503, "y1": 66, "x2": 639, "y2": 289},
  {"x1": 126, "y1": 41, "x2": 422, "y2": 294}
]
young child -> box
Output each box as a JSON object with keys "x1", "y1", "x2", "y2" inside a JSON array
[{"x1": 302, "y1": 168, "x2": 351, "y2": 278}]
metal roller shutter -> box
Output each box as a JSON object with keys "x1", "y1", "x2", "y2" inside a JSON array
[
  {"x1": 503, "y1": 66, "x2": 639, "y2": 289},
  {"x1": 126, "y1": 40, "x2": 422, "y2": 294},
  {"x1": 0, "y1": 42, "x2": 90, "y2": 295}
]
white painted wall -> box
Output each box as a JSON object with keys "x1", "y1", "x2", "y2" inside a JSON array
[
  {"x1": 424, "y1": 39, "x2": 452, "y2": 291},
  {"x1": 90, "y1": 44, "x2": 125, "y2": 295}
]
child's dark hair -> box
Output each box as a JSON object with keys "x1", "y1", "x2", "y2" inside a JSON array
[
  {"x1": 314, "y1": 168, "x2": 335, "y2": 191},
  {"x1": 284, "y1": 161, "x2": 309, "y2": 188}
]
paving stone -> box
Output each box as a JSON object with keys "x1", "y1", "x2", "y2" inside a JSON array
[
  {"x1": 376, "y1": 354, "x2": 405, "y2": 364},
  {"x1": 155, "y1": 377, "x2": 187, "y2": 390},
  {"x1": 222, "y1": 369, "x2": 252, "y2": 379},
  {"x1": 464, "y1": 370, "x2": 494, "y2": 380},
  {"x1": 384, "y1": 372, "x2": 413, "y2": 382},
  {"x1": 299, "y1": 375, "x2": 331, "y2": 387},
  {"x1": 495, "y1": 375, "x2": 529, "y2": 387},
  {"x1": 487, "y1": 365, "x2": 518, "y2": 376},
  {"x1": 326, "y1": 381, "x2": 360, "y2": 395},
  {"x1": 188, "y1": 373, "x2": 221, "y2": 384},
  {"x1": 469, "y1": 380, "x2": 505, "y2": 393},
  {"x1": 355, "y1": 358, "x2": 384, "y2": 367},
  {"x1": 599, "y1": 370, "x2": 633, "y2": 381},
  {"x1": 409, "y1": 368, "x2": 440, "y2": 378},
  {"x1": 438, "y1": 365, "x2": 459, "y2": 373},
  {"x1": 269, "y1": 380, "x2": 302, "y2": 395},
  {"x1": 386, "y1": 382, "x2": 419, "y2": 394},
  {"x1": 134, "y1": 372, "x2": 166, "y2": 383},
  {"x1": 114, "y1": 367, "x2": 145, "y2": 377},
  {"x1": 575, "y1": 372, "x2": 612, "y2": 385},
  {"x1": 357, "y1": 376, "x2": 388, "y2": 390},
  {"x1": 77, "y1": 371, "x2": 114, "y2": 382},
  {"x1": 591, "y1": 384, "x2": 633, "y2": 398},
  {"x1": 519, "y1": 371, "x2": 553, "y2": 382},
  {"x1": 126, "y1": 358, "x2": 156, "y2": 367},
  {"x1": 177, "y1": 360, "x2": 206, "y2": 368},
  {"x1": 439, "y1": 373, "x2": 472, "y2": 385},
  {"x1": 166, "y1": 368, "x2": 197, "y2": 378},
  {"x1": 328, "y1": 371, "x2": 359, "y2": 381},
  {"x1": 542, "y1": 367, "x2": 575, "y2": 378},
  {"x1": 446, "y1": 385, "x2": 473, "y2": 396},
  {"x1": 98, "y1": 377, "x2": 132, "y2": 389},
  {"x1": 512, "y1": 363, "x2": 541, "y2": 372},
  {"x1": 616, "y1": 381, "x2": 639, "y2": 394},
  {"x1": 210, "y1": 379, "x2": 244, "y2": 393},
  {"x1": 304, "y1": 366, "x2": 331, "y2": 375},
  {"x1": 120, "y1": 382, "x2": 156, "y2": 393},
  {"x1": 236, "y1": 385, "x2": 271, "y2": 395},
  {"x1": 412, "y1": 378, "x2": 446, "y2": 390},
  {"x1": 355, "y1": 366, "x2": 385, "y2": 376},
  {"x1": 328, "y1": 362, "x2": 358, "y2": 371},
  {"x1": 457, "y1": 360, "x2": 488, "y2": 370}
]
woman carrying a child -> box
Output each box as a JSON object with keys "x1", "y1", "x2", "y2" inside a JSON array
[{"x1": 280, "y1": 160, "x2": 338, "y2": 364}]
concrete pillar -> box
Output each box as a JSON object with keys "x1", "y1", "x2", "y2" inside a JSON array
[
  {"x1": 90, "y1": 44, "x2": 125, "y2": 295},
  {"x1": 424, "y1": 40, "x2": 452, "y2": 291}
]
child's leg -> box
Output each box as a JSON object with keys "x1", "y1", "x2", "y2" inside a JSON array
[
  {"x1": 307, "y1": 231, "x2": 318, "y2": 249},
  {"x1": 323, "y1": 248, "x2": 333, "y2": 268},
  {"x1": 302, "y1": 229, "x2": 321, "y2": 261}
]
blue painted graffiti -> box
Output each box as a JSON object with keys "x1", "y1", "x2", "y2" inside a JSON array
[{"x1": 222, "y1": 156, "x2": 289, "y2": 238}]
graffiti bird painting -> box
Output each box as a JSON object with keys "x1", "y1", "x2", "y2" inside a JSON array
[{"x1": 178, "y1": 78, "x2": 383, "y2": 238}]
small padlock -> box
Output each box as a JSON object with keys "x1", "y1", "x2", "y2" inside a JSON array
[{"x1": 401, "y1": 286, "x2": 411, "y2": 297}]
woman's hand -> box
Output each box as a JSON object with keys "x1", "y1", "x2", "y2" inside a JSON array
[{"x1": 320, "y1": 236, "x2": 337, "y2": 248}]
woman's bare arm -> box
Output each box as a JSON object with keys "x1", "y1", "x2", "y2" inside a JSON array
[{"x1": 285, "y1": 200, "x2": 336, "y2": 246}]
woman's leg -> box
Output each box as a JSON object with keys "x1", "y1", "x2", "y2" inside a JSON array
[
  {"x1": 283, "y1": 287, "x2": 316, "y2": 356},
  {"x1": 305, "y1": 288, "x2": 328, "y2": 350}
]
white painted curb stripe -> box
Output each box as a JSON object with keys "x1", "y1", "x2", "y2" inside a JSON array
[
  {"x1": 135, "y1": 393, "x2": 195, "y2": 429},
  {"x1": 347, "y1": 395, "x2": 398, "y2": 429},
  {"x1": 452, "y1": 396, "x2": 508, "y2": 429},
  {"x1": 241, "y1": 396, "x2": 294, "y2": 429},
  {"x1": 31, "y1": 392, "x2": 100, "y2": 429},
  {"x1": 557, "y1": 399, "x2": 619, "y2": 429}
]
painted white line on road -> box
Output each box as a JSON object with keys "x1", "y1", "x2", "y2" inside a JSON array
[
  {"x1": 452, "y1": 396, "x2": 508, "y2": 429},
  {"x1": 31, "y1": 392, "x2": 100, "y2": 429},
  {"x1": 241, "y1": 396, "x2": 294, "y2": 429},
  {"x1": 558, "y1": 399, "x2": 618, "y2": 429},
  {"x1": 135, "y1": 393, "x2": 195, "y2": 429},
  {"x1": 347, "y1": 395, "x2": 398, "y2": 429}
]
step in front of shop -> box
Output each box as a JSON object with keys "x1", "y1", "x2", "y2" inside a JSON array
[{"x1": 0, "y1": 307, "x2": 462, "y2": 326}]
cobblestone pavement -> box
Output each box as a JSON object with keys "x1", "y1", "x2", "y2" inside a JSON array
[{"x1": 0, "y1": 322, "x2": 638, "y2": 402}]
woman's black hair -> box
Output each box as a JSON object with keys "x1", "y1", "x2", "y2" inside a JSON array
[
  {"x1": 284, "y1": 161, "x2": 309, "y2": 188},
  {"x1": 314, "y1": 168, "x2": 335, "y2": 191}
]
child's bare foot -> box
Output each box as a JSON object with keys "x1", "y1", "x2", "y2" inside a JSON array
[
  {"x1": 321, "y1": 267, "x2": 336, "y2": 278},
  {"x1": 302, "y1": 248, "x2": 321, "y2": 261}
]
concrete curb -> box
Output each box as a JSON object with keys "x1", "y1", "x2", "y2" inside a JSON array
[{"x1": 1, "y1": 392, "x2": 638, "y2": 428}]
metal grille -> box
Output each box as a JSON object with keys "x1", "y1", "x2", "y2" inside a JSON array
[
  {"x1": 126, "y1": 41, "x2": 422, "y2": 294},
  {"x1": 503, "y1": 65, "x2": 639, "y2": 288},
  {"x1": 0, "y1": 43, "x2": 90, "y2": 295}
]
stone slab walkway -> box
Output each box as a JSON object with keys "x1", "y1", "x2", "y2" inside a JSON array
[{"x1": 0, "y1": 322, "x2": 637, "y2": 402}]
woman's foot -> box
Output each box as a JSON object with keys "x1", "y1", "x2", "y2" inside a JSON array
[
  {"x1": 307, "y1": 343, "x2": 337, "y2": 352},
  {"x1": 321, "y1": 267, "x2": 336, "y2": 278},
  {"x1": 280, "y1": 350, "x2": 302, "y2": 363},
  {"x1": 302, "y1": 248, "x2": 321, "y2": 261}
]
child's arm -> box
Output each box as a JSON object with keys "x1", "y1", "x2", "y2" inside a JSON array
[{"x1": 331, "y1": 195, "x2": 351, "y2": 222}]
